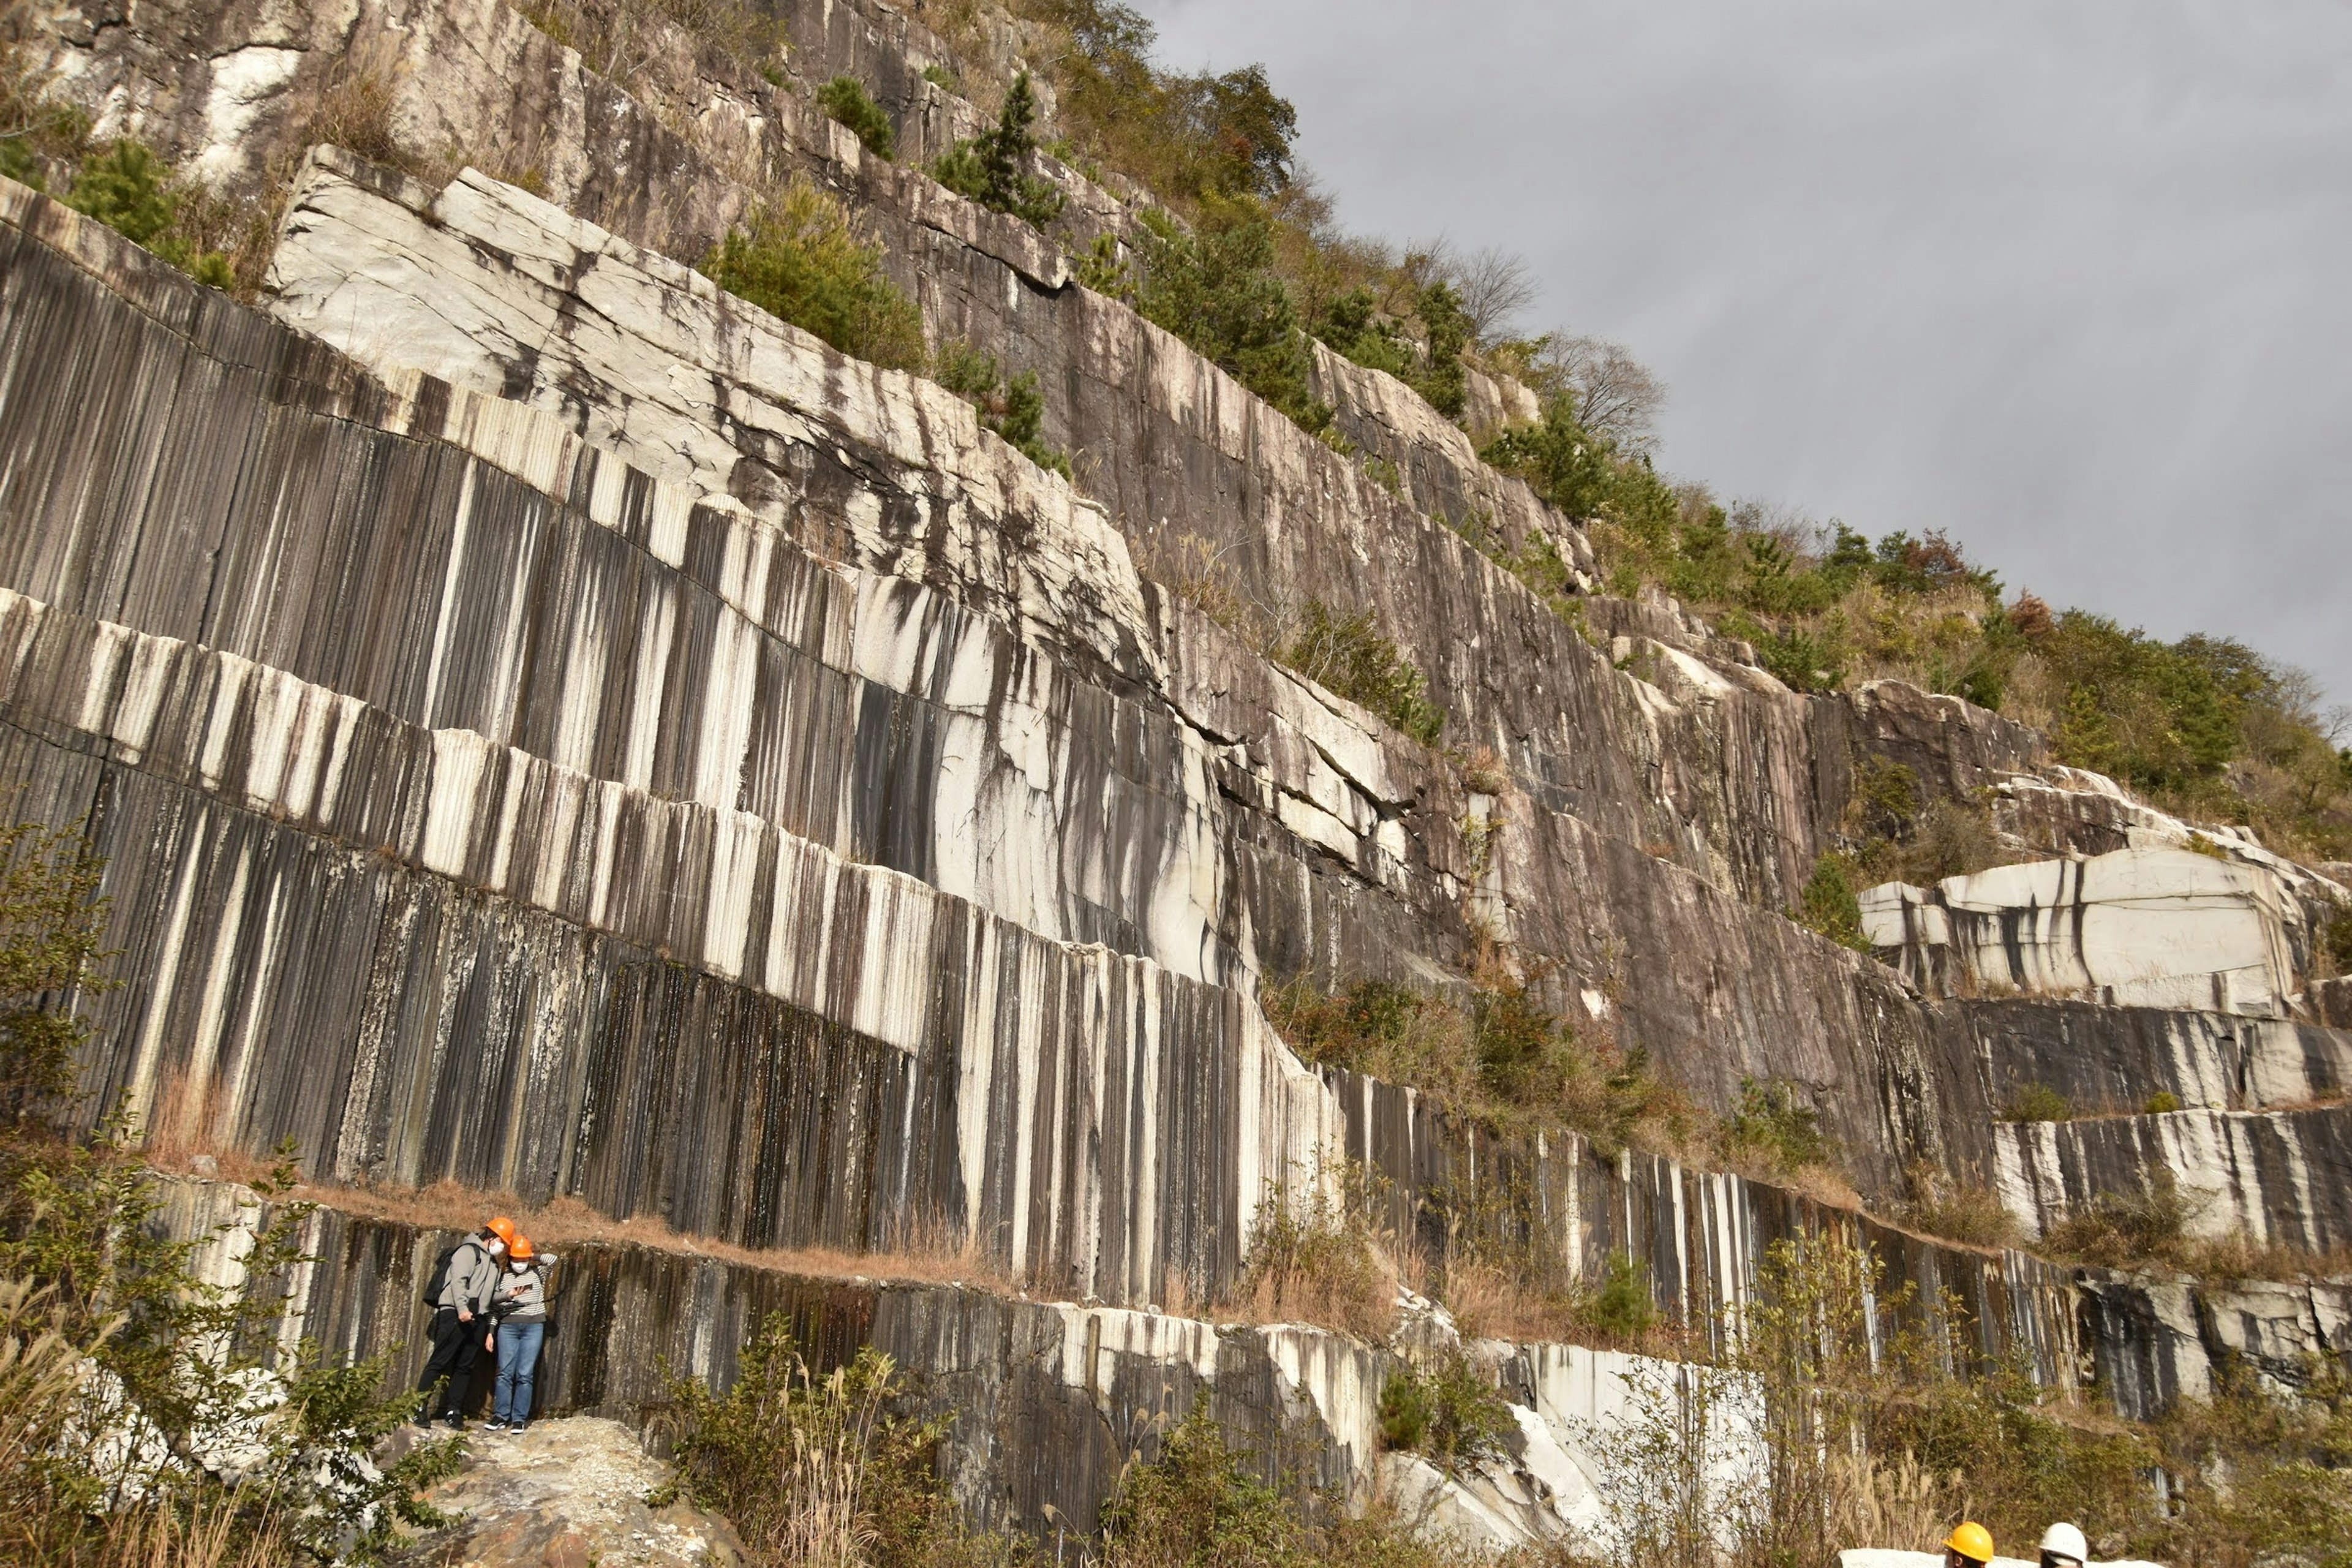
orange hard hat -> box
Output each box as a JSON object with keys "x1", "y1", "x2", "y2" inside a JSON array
[
  {"x1": 486, "y1": 1216, "x2": 519, "y2": 1244},
  {"x1": 1945, "y1": 1522, "x2": 1995, "y2": 1564},
  {"x1": 510, "y1": 1236, "x2": 535, "y2": 1261}
]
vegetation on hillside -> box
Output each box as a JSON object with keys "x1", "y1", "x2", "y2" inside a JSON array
[
  {"x1": 934, "y1": 339, "x2": 1072, "y2": 477},
  {"x1": 1009, "y1": 1, "x2": 1521, "y2": 438},
  {"x1": 1593, "y1": 1229, "x2": 2352, "y2": 1568},
  {"x1": 932, "y1": 69, "x2": 1063, "y2": 227},
  {"x1": 657, "y1": 1317, "x2": 993, "y2": 1568},
  {"x1": 0, "y1": 821, "x2": 459, "y2": 1564},
  {"x1": 701, "y1": 176, "x2": 929, "y2": 371},
  {"x1": 818, "y1": 75, "x2": 897, "y2": 159},
  {"x1": 1261, "y1": 968, "x2": 1692, "y2": 1158}
]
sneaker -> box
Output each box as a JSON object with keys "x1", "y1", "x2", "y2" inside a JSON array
[
  {"x1": 412, "y1": 1412, "x2": 435, "y2": 1430},
  {"x1": 442, "y1": 1414, "x2": 467, "y2": 1431}
]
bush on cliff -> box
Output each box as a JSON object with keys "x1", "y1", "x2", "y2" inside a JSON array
[
  {"x1": 1722, "y1": 1076, "x2": 1834, "y2": 1177},
  {"x1": 1309, "y1": 277, "x2": 1476, "y2": 420},
  {"x1": 61, "y1": 140, "x2": 238, "y2": 290},
  {"x1": 933, "y1": 339, "x2": 1072, "y2": 478},
  {"x1": 1237, "y1": 1172, "x2": 1396, "y2": 1341},
  {"x1": 1133, "y1": 198, "x2": 1334, "y2": 440},
  {"x1": 1097, "y1": 1400, "x2": 1471, "y2": 1568},
  {"x1": 702, "y1": 176, "x2": 929, "y2": 372},
  {"x1": 1262, "y1": 969, "x2": 1688, "y2": 1157},
  {"x1": 1376, "y1": 1349, "x2": 1515, "y2": 1466},
  {"x1": 1276, "y1": 598, "x2": 1445, "y2": 745},
  {"x1": 1794, "y1": 853, "x2": 1868, "y2": 950},
  {"x1": 932, "y1": 70, "x2": 1064, "y2": 227},
  {"x1": 1007, "y1": 1, "x2": 1295, "y2": 208},
  {"x1": 818, "y1": 75, "x2": 897, "y2": 160}
]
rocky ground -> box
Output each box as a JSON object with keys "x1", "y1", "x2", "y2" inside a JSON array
[{"x1": 386, "y1": 1417, "x2": 744, "y2": 1568}]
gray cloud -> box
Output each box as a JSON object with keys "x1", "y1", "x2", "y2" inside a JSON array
[{"x1": 1140, "y1": 0, "x2": 2352, "y2": 699}]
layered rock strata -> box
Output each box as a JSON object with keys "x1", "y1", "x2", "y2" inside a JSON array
[{"x1": 7, "y1": 0, "x2": 2351, "y2": 1543}]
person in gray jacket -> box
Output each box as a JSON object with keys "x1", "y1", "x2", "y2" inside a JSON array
[
  {"x1": 484, "y1": 1236, "x2": 550, "y2": 1433},
  {"x1": 413, "y1": 1219, "x2": 511, "y2": 1430}
]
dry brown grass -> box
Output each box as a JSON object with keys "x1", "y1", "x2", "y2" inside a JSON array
[
  {"x1": 142, "y1": 1128, "x2": 1022, "y2": 1300},
  {"x1": 1439, "y1": 1255, "x2": 1566, "y2": 1344},
  {"x1": 1227, "y1": 1174, "x2": 1398, "y2": 1341},
  {"x1": 1441, "y1": 1255, "x2": 1696, "y2": 1357}
]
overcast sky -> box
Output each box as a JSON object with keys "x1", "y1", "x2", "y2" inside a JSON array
[{"x1": 1140, "y1": 0, "x2": 2352, "y2": 703}]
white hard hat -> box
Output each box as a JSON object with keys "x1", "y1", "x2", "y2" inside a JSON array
[{"x1": 2038, "y1": 1522, "x2": 2089, "y2": 1564}]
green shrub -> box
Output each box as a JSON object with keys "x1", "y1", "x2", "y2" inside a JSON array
[
  {"x1": 932, "y1": 339, "x2": 1071, "y2": 477},
  {"x1": 1098, "y1": 1400, "x2": 1304, "y2": 1567},
  {"x1": 1312, "y1": 278, "x2": 1472, "y2": 419},
  {"x1": 1481, "y1": 399, "x2": 1681, "y2": 542},
  {"x1": 1262, "y1": 978, "x2": 1425, "y2": 1074},
  {"x1": 62, "y1": 140, "x2": 234, "y2": 287},
  {"x1": 921, "y1": 62, "x2": 959, "y2": 91},
  {"x1": 1376, "y1": 1349, "x2": 1515, "y2": 1466},
  {"x1": 1, "y1": 42, "x2": 91, "y2": 194},
  {"x1": 2143, "y1": 1090, "x2": 2182, "y2": 1115},
  {"x1": 1796, "y1": 853, "x2": 1868, "y2": 950},
  {"x1": 701, "y1": 177, "x2": 927, "y2": 371},
  {"x1": 1263, "y1": 971, "x2": 1684, "y2": 1154},
  {"x1": 1134, "y1": 198, "x2": 1331, "y2": 437},
  {"x1": 1725, "y1": 1076, "x2": 1833, "y2": 1174},
  {"x1": 1580, "y1": 1249, "x2": 1659, "y2": 1340},
  {"x1": 816, "y1": 75, "x2": 895, "y2": 159},
  {"x1": 932, "y1": 70, "x2": 1064, "y2": 227},
  {"x1": 1279, "y1": 599, "x2": 1444, "y2": 745},
  {"x1": 2321, "y1": 910, "x2": 2352, "y2": 973},
  {"x1": 2000, "y1": 1082, "x2": 2073, "y2": 1123},
  {"x1": 1009, "y1": 2, "x2": 1296, "y2": 206}
]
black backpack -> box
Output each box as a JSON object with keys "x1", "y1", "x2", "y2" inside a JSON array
[{"x1": 420, "y1": 1240, "x2": 467, "y2": 1307}]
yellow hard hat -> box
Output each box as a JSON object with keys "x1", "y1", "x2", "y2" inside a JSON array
[{"x1": 1945, "y1": 1522, "x2": 1995, "y2": 1563}]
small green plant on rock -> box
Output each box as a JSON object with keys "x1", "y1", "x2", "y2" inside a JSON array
[
  {"x1": 932, "y1": 70, "x2": 1064, "y2": 227},
  {"x1": 701, "y1": 176, "x2": 927, "y2": 371},
  {"x1": 932, "y1": 339, "x2": 1071, "y2": 477},
  {"x1": 2000, "y1": 1082, "x2": 2073, "y2": 1123},
  {"x1": 1580, "y1": 1248, "x2": 1659, "y2": 1341},
  {"x1": 1796, "y1": 852, "x2": 1868, "y2": 950},
  {"x1": 817, "y1": 75, "x2": 896, "y2": 159},
  {"x1": 2322, "y1": 908, "x2": 2352, "y2": 974},
  {"x1": 1074, "y1": 232, "x2": 1133, "y2": 298}
]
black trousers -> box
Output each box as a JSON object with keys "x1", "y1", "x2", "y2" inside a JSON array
[{"x1": 415, "y1": 1306, "x2": 483, "y2": 1417}]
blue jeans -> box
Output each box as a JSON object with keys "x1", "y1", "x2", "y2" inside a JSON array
[{"x1": 494, "y1": 1320, "x2": 546, "y2": 1426}]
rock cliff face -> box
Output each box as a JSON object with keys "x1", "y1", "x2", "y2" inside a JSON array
[{"x1": 7, "y1": 0, "x2": 2352, "y2": 1547}]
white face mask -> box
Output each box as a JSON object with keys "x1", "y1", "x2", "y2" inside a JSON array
[
  {"x1": 488, "y1": 1240, "x2": 507, "y2": 1256},
  {"x1": 510, "y1": 1261, "x2": 529, "y2": 1273}
]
